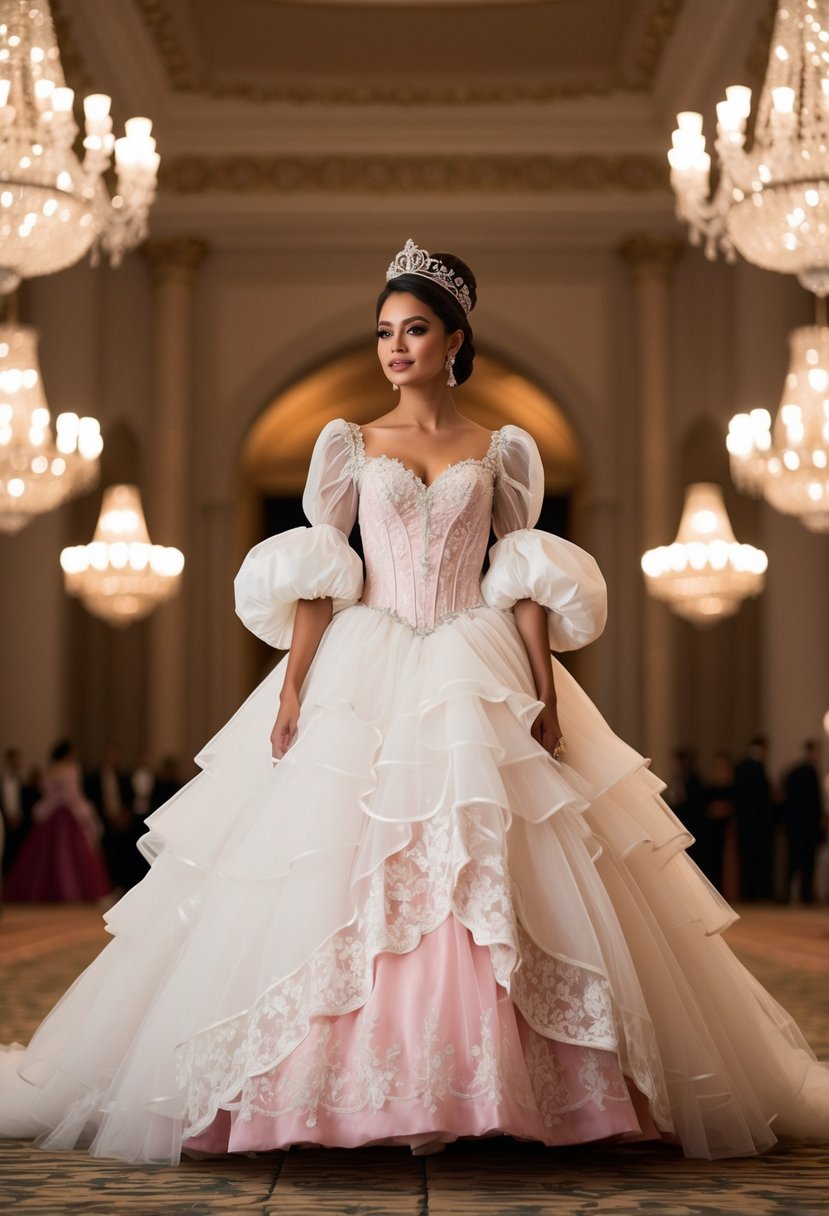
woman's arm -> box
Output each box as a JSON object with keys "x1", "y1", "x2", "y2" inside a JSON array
[
  {"x1": 513, "y1": 598, "x2": 563, "y2": 757},
  {"x1": 271, "y1": 596, "x2": 334, "y2": 759}
]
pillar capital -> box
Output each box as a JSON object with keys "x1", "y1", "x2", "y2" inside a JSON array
[
  {"x1": 143, "y1": 237, "x2": 209, "y2": 284},
  {"x1": 618, "y1": 234, "x2": 684, "y2": 280}
]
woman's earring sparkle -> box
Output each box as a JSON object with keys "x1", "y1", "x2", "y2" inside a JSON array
[
  {"x1": 446, "y1": 355, "x2": 457, "y2": 388},
  {"x1": 392, "y1": 383, "x2": 399, "y2": 391}
]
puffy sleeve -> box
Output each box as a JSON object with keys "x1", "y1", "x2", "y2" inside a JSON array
[
  {"x1": 480, "y1": 425, "x2": 607, "y2": 652},
  {"x1": 234, "y1": 419, "x2": 364, "y2": 649}
]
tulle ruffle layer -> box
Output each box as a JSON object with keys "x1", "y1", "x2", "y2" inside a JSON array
[{"x1": 1, "y1": 604, "x2": 827, "y2": 1163}]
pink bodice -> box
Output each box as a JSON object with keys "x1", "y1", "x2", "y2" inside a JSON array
[{"x1": 351, "y1": 425, "x2": 500, "y2": 634}]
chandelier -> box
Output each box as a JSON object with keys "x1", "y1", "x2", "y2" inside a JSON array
[
  {"x1": 60, "y1": 485, "x2": 184, "y2": 627},
  {"x1": 641, "y1": 483, "x2": 768, "y2": 626},
  {"x1": 669, "y1": 0, "x2": 829, "y2": 295},
  {"x1": 0, "y1": 319, "x2": 101, "y2": 533},
  {"x1": 728, "y1": 322, "x2": 829, "y2": 531},
  {"x1": 0, "y1": 0, "x2": 159, "y2": 295}
]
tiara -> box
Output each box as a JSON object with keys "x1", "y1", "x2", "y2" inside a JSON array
[{"x1": 386, "y1": 239, "x2": 473, "y2": 316}]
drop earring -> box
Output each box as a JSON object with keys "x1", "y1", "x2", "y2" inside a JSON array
[
  {"x1": 446, "y1": 355, "x2": 457, "y2": 388},
  {"x1": 392, "y1": 383, "x2": 399, "y2": 391}
]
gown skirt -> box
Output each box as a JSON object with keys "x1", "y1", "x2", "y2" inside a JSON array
[{"x1": 1, "y1": 600, "x2": 827, "y2": 1164}]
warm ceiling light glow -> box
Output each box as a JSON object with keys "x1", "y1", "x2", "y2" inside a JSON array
[
  {"x1": 61, "y1": 484, "x2": 184, "y2": 627},
  {"x1": 0, "y1": 0, "x2": 159, "y2": 295},
  {"x1": 669, "y1": 0, "x2": 829, "y2": 296},
  {"x1": 641, "y1": 483, "x2": 767, "y2": 626},
  {"x1": 0, "y1": 322, "x2": 101, "y2": 533}
]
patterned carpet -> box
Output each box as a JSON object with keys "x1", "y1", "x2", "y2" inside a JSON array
[{"x1": 0, "y1": 904, "x2": 827, "y2": 1216}]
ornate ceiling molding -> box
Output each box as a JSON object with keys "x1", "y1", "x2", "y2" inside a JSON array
[
  {"x1": 135, "y1": 0, "x2": 685, "y2": 106},
  {"x1": 160, "y1": 152, "x2": 669, "y2": 195}
]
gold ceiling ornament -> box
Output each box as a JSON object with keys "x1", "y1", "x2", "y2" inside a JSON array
[
  {"x1": 727, "y1": 318, "x2": 829, "y2": 532},
  {"x1": 134, "y1": 0, "x2": 683, "y2": 107},
  {"x1": 669, "y1": 0, "x2": 829, "y2": 296},
  {"x1": 0, "y1": 320, "x2": 101, "y2": 534},
  {"x1": 0, "y1": 0, "x2": 159, "y2": 294},
  {"x1": 641, "y1": 483, "x2": 767, "y2": 626},
  {"x1": 60, "y1": 484, "x2": 184, "y2": 627},
  {"x1": 161, "y1": 153, "x2": 668, "y2": 197}
]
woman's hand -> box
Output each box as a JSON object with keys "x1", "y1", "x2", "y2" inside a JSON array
[
  {"x1": 531, "y1": 700, "x2": 564, "y2": 759},
  {"x1": 271, "y1": 685, "x2": 301, "y2": 760}
]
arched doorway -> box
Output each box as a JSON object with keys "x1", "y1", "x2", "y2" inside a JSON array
[{"x1": 238, "y1": 346, "x2": 585, "y2": 685}]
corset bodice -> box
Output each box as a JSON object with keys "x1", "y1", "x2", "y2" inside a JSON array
[{"x1": 351, "y1": 426, "x2": 500, "y2": 633}]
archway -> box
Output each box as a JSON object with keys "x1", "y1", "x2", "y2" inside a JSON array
[{"x1": 240, "y1": 346, "x2": 583, "y2": 496}]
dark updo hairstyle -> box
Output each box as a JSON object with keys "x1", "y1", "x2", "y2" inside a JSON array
[
  {"x1": 376, "y1": 251, "x2": 477, "y2": 385},
  {"x1": 50, "y1": 739, "x2": 72, "y2": 762}
]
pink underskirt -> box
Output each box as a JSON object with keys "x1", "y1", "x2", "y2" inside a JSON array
[{"x1": 184, "y1": 916, "x2": 661, "y2": 1153}]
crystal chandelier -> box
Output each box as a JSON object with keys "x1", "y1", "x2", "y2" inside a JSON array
[
  {"x1": 60, "y1": 485, "x2": 184, "y2": 627},
  {"x1": 0, "y1": 0, "x2": 159, "y2": 295},
  {"x1": 641, "y1": 483, "x2": 768, "y2": 626},
  {"x1": 669, "y1": 0, "x2": 829, "y2": 295},
  {"x1": 728, "y1": 323, "x2": 829, "y2": 531},
  {"x1": 0, "y1": 319, "x2": 101, "y2": 533}
]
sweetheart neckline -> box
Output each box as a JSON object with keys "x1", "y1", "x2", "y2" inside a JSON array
[{"x1": 357, "y1": 428, "x2": 499, "y2": 492}]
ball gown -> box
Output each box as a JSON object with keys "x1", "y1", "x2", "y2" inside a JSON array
[
  {"x1": 1, "y1": 419, "x2": 827, "y2": 1165},
  {"x1": 3, "y1": 761, "x2": 110, "y2": 903}
]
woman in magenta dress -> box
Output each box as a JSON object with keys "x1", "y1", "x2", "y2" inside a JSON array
[
  {"x1": 0, "y1": 241, "x2": 827, "y2": 1164},
  {"x1": 4, "y1": 740, "x2": 110, "y2": 903}
]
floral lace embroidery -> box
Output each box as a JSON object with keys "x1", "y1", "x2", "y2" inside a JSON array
[
  {"x1": 355, "y1": 441, "x2": 499, "y2": 630},
  {"x1": 346, "y1": 420, "x2": 366, "y2": 479},
  {"x1": 202, "y1": 1000, "x2": 639, "y2": 1134},
  {"x1": 176, "y1": 803, "x2": 669, "y2": 1138},
  {"x1": 346, "y1": 425, "x2": 500, "y2": 587}
]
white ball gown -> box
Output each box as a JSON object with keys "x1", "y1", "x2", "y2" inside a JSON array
[{"x1": 1, "y1": 418, "x2": 828, "y2": 1165}]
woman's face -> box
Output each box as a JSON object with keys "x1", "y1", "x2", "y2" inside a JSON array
[{"x1": 376, "y1": 292, "x2": 461, "y2": 390}]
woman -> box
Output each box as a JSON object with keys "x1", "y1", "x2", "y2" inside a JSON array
[
  {"x1": 3, "y1": 741, "x2": 110, "y2": 903},
  {"x1": 1, "y1": 241, "x2": 827, "y2": 1164}
]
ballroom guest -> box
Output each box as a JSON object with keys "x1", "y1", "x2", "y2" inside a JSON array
[
  {"x1": 0, "y1": 747, "x2": 35, "y2": 876},
  {"x1": 734, "y1": 736, "x2": 775, "y2": 901},
  {"x1": 705, "y1": 751, "x2": 739, "y2": 900},
  {"x1": 151, "y1": 756, "x2": 183, "y2": 811},
  {"x1": 666, "y1": 747, "x2": 708, "y2": 872},
  {"x1": 123, "y1": 750, "x2": 157, "y2": 887},
  {"x1": 5, "y1": 741, "x2": 110, "y2": 903},
  {"x1": 86, "y1": 744, "x2": 134, "y2": 894},
  {"x1": 783, "y1": 740, "x2": 825, "y2": 905}
]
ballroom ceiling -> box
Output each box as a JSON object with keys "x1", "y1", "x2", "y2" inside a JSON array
[
  {"x1": 52, "y1": 0, "x2": 774, "y2": 247},
  {"x1": 124, "y1": 0, "x2": 670, "y2": 104}
]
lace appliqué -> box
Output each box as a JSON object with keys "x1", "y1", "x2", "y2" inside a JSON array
[
  {"x1": 175, "y1": 797, "x2": 667, "y2": 1139},
  {"x1": 345, "y1": 420, "x2": 366, "y2": 480},
  {"x1": 199, "y1": 998, "x2": 640, "y2": 1135},
  {"x1": 224, "y1": 1004, "x2": 504, "y2": 1130}
]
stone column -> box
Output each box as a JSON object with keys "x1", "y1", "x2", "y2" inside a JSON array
[
  {"x1": 143, "y1": 238, "x2": 208, "y2": 762},
  {"x1": 619, "y1": 235, "x2": 682, "y2": 777}
]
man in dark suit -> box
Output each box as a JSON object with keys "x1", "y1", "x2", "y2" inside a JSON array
[
  {"x1": 783, "y1": 740, "x2": 825, "y2": 905},
  {"x1": 0, "y1": 746, "x2": 36, "y2": 876},
  {"x1": 733, "y1": 736, "x2": 775, "y2": 901},
  {"x1": 85, "y1": 744, "x2": 134, "y2": 893}
]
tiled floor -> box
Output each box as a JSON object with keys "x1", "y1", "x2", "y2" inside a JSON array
[{"x1": 1, "y1": 903, "x2": 827, "y2": 1215}]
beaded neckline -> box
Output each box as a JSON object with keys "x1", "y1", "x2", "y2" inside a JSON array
[{"x1": 349, "y1": 423, "x2": 500, "y2": 492}]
